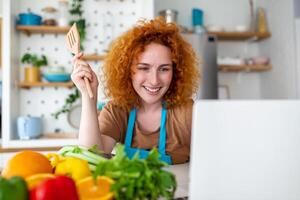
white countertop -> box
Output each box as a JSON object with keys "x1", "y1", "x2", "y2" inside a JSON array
[{"x1": 165, "y1": 163, "x2": 189, "y2": 199}]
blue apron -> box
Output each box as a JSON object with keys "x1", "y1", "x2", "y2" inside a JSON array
[{"x1": 124, "y1": 107, "x2": 172, "y2": 164}]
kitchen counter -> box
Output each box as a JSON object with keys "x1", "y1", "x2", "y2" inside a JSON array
[{"x1": 165, "y1": 163, "x2": 189, "y2": 199}]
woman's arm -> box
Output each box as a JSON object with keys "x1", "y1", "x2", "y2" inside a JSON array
[
  {"x1": 71, "y1": 53, "x2": 116, "y2": 153},
  {"x1": 78, "y1": 93, "x2": 103, "y2": 148}
]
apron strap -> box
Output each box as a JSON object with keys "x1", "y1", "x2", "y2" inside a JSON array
[
  {"x1": 125, "y1": 106, "x2": 169, "y2": 156},
  {"x1": 158, "y1": 107, "x2": 167, "y2": 155},
  {"x1": 124, "y1": 108, "x2": 136, "y2": 148}
]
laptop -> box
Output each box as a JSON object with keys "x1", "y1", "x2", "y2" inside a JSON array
[{"x1": 189, "y1": 100, "x2": 300, "y2": 200}]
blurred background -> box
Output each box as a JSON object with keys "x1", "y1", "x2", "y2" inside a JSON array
[{"x1": 0, "y1": 0, "x2": 299, "y2": 167}]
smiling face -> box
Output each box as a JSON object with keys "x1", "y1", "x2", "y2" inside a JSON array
[{"x1": 131, "y1": 43, "x2": 173, "y2": 107}]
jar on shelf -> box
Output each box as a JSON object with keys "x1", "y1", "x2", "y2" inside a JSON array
[
  {"x1": 58, "y1": 0, "x2": 69, "y2": 27},
  {"x1": 41, "y1": 6, "x2": 58, "y2": 26}
]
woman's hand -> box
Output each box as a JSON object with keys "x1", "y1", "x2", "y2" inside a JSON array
[{"x1": 71, "y1": 52, "x2": 99, "y2": 98}]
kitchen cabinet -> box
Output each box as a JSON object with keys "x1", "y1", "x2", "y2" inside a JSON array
[{"x1": 1, "y1": 0, "x2": 154, "y2": 149}]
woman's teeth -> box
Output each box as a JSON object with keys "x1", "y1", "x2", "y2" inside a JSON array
[{"x1": 144, "y1": 86, "x2": 160, "y2": 93}]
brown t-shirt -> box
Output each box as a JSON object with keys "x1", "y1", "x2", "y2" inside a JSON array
[{"x1": 98, "y1": 100, "x2": 193, "y2": 164}]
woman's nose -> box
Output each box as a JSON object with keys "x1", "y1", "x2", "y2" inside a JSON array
[{"x1": 149, "y1": 71, "x2": 159, "y2": 85}]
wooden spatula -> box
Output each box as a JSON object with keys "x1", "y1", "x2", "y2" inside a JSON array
[{"x1": 67, "y1": 23, "x2": 94, "y2": 98}]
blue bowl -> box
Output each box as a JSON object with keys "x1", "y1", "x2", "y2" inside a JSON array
[
  {"x1": 18, "y1": 13, "x2": 42, "y2": 25},
  {"x1": 43, "y1": 73, "x2": 71, "y2": 82}
]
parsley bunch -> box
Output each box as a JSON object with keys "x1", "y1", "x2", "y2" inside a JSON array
[{"x1": 94, "y1": 145, "x2": 177, "y2": 200}]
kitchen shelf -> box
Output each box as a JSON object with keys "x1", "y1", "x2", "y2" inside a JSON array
[
  {"x1": 3, "y1": 133, "x2": 78, "y2": 148},
  {"x1": 0, "y1": 146, "x2": 62, "y2": 153},
  {"x1": 16, "y1": 25, "x2": 70, "y2": 35},
  {"x1": 42, "y1": 132, "x2": 78, "y2": 139},
  {"x1": 82, "y1": 54, "x2": 106, "y2": 61},
  {"x1": 218, "y1": 64, "x2": 272, "y2": 72},
  {"x1": 208, "y1": 31, "x2": 271, "y2": 41},
  {"x1": 19, "y1": 81, "x2": 74, "y2": 89}
]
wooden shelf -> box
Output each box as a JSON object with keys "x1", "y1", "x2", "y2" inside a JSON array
[
  {"x1": 19, "y1": 81, "x2": 74, "y2": 89},
  {"x1": 16, "y1": 25, "x2": 70, "y2": 35},
  {"x1": 82, "y1": 54, "x2": 106, "y2": 61},
  {"x1": 0, "y1": 146, "x2": 62, "y2": 153},
  {"x1": 218, "y1": 64, "x2": 272, "y2": 72},
  {"x1": 208, "y1": 31, "x2": 271, "y2": 41},
  {"x1": 41, "y1": 132, "x2": 78, "y2": 139}
]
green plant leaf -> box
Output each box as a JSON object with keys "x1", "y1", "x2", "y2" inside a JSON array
[
  {"x1": 53, "y1": 0, "x2": 87, "y2": 119},
  {"x1": 52, "y1": 88, "x2": 80, "y2": 119},
  {"x1": 21, "y1": 53, "x2": 48, "y2": 68}
]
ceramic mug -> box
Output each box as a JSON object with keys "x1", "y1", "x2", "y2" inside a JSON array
[{"x1": 17, "y1": 116, "x2": 43, "y2": 140}]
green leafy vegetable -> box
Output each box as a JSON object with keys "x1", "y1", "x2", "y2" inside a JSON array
[{"x1": 94, "y1": 144, "x2": 177, "y2": 200}]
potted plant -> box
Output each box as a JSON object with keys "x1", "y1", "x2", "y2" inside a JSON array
[{"x1": 21, "y1": 53, "x2": 48, "y2": 83}]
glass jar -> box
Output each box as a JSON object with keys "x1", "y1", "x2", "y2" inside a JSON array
[
  {"x1": 58, "y1": 0, "x2": 69, "y2": 27},
  {"x1": 42, "y1": 6, "x2": 58, "y2": 26}
]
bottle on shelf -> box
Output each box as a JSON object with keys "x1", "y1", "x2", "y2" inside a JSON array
[
  {"x1": 192, "y1": 8, "x2": 206, "y2": 34},
  {"x1": 257, "y1": 7, "x2": 268, "y2": 33}
]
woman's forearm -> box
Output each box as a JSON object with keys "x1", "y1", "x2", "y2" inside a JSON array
[{"x1": 78, "y1": 93, "x2": 103, "y2": 150}]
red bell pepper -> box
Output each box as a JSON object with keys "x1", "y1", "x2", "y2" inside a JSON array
[{"x1": 30, "y1": 176, "x2": 79, "y2": 200}]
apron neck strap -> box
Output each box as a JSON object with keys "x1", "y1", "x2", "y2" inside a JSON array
[
  {"x1": 158, "y1": 107, "x2": 167, "y2": 154},
  {"x1": 124, "y1": 106, "x2": 168, "y2": 155},
  {"x1": 124, "y1": 108, "x2": 137, "y2": 147}
]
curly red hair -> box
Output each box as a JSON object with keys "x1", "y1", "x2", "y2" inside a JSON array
[{"x1": 103, "y1": 17, "x2": 200, "y2": 111}]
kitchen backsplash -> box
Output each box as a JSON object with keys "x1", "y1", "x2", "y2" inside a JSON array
[{"x1": 16, "y1": 0, "x2": 153, "y2": 135}]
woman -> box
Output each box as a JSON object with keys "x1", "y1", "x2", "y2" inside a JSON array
[{"x1": 71, "y1": 18, "x2": 200, "y2": 164}]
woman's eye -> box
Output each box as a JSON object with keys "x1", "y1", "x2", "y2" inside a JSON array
[
  {"x1": 160, "y1": 67, "x2": 171, "y2": 72},
  {"x1": 137, "y1": 67, "x2": 149, "y2": 71}
]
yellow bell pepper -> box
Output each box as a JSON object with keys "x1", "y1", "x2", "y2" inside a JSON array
[
  {"x1": 54, "y1": 157, "x2": 91, "y2": 182},
  {"x1": 46, "y1": 153, "x2": 64, "y2": 168}
]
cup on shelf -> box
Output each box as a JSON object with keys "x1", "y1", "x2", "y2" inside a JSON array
[
  {"x1": 235, "y1": 25, "x2": 248, "y2": 32},
  {"x1": 17, "y1": 116, "x2": 43, "y2": 140},
  {"x1": 205, "y1": 25, "x2": 224, "y2": 32},
  {"x1": 252, "y1": 56, "x2": 270, "y2": 65}
]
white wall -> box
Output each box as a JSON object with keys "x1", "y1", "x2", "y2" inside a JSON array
[
  {"x1": 155, "y1": 0, "x2": 299, "y2": 99},
  {"x1": 295, "y1": 0, "x2": 300, "y2": 18},
  {"x1": 155, "y1": 0, "x2": 262, "y2": 99},
  {"x1": 154, "y1": 0, "x2": 252, "y2": 31},
  {"x1": 218, "y1": 41, "x2": 261, "y2": 99},
  {"x1": 0, "y1": 0, "x2": 3, "y2": 72},
  {"x1": 0, "y1": 0, "x2": 2, "y2": 15},
  {"x1": 258, "y1": 0, "x2": 298, "y2": 98}
]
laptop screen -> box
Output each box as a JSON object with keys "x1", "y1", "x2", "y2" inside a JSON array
[{"x1": 189, "y1": 100, "x2": 300, "y2": 200}]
